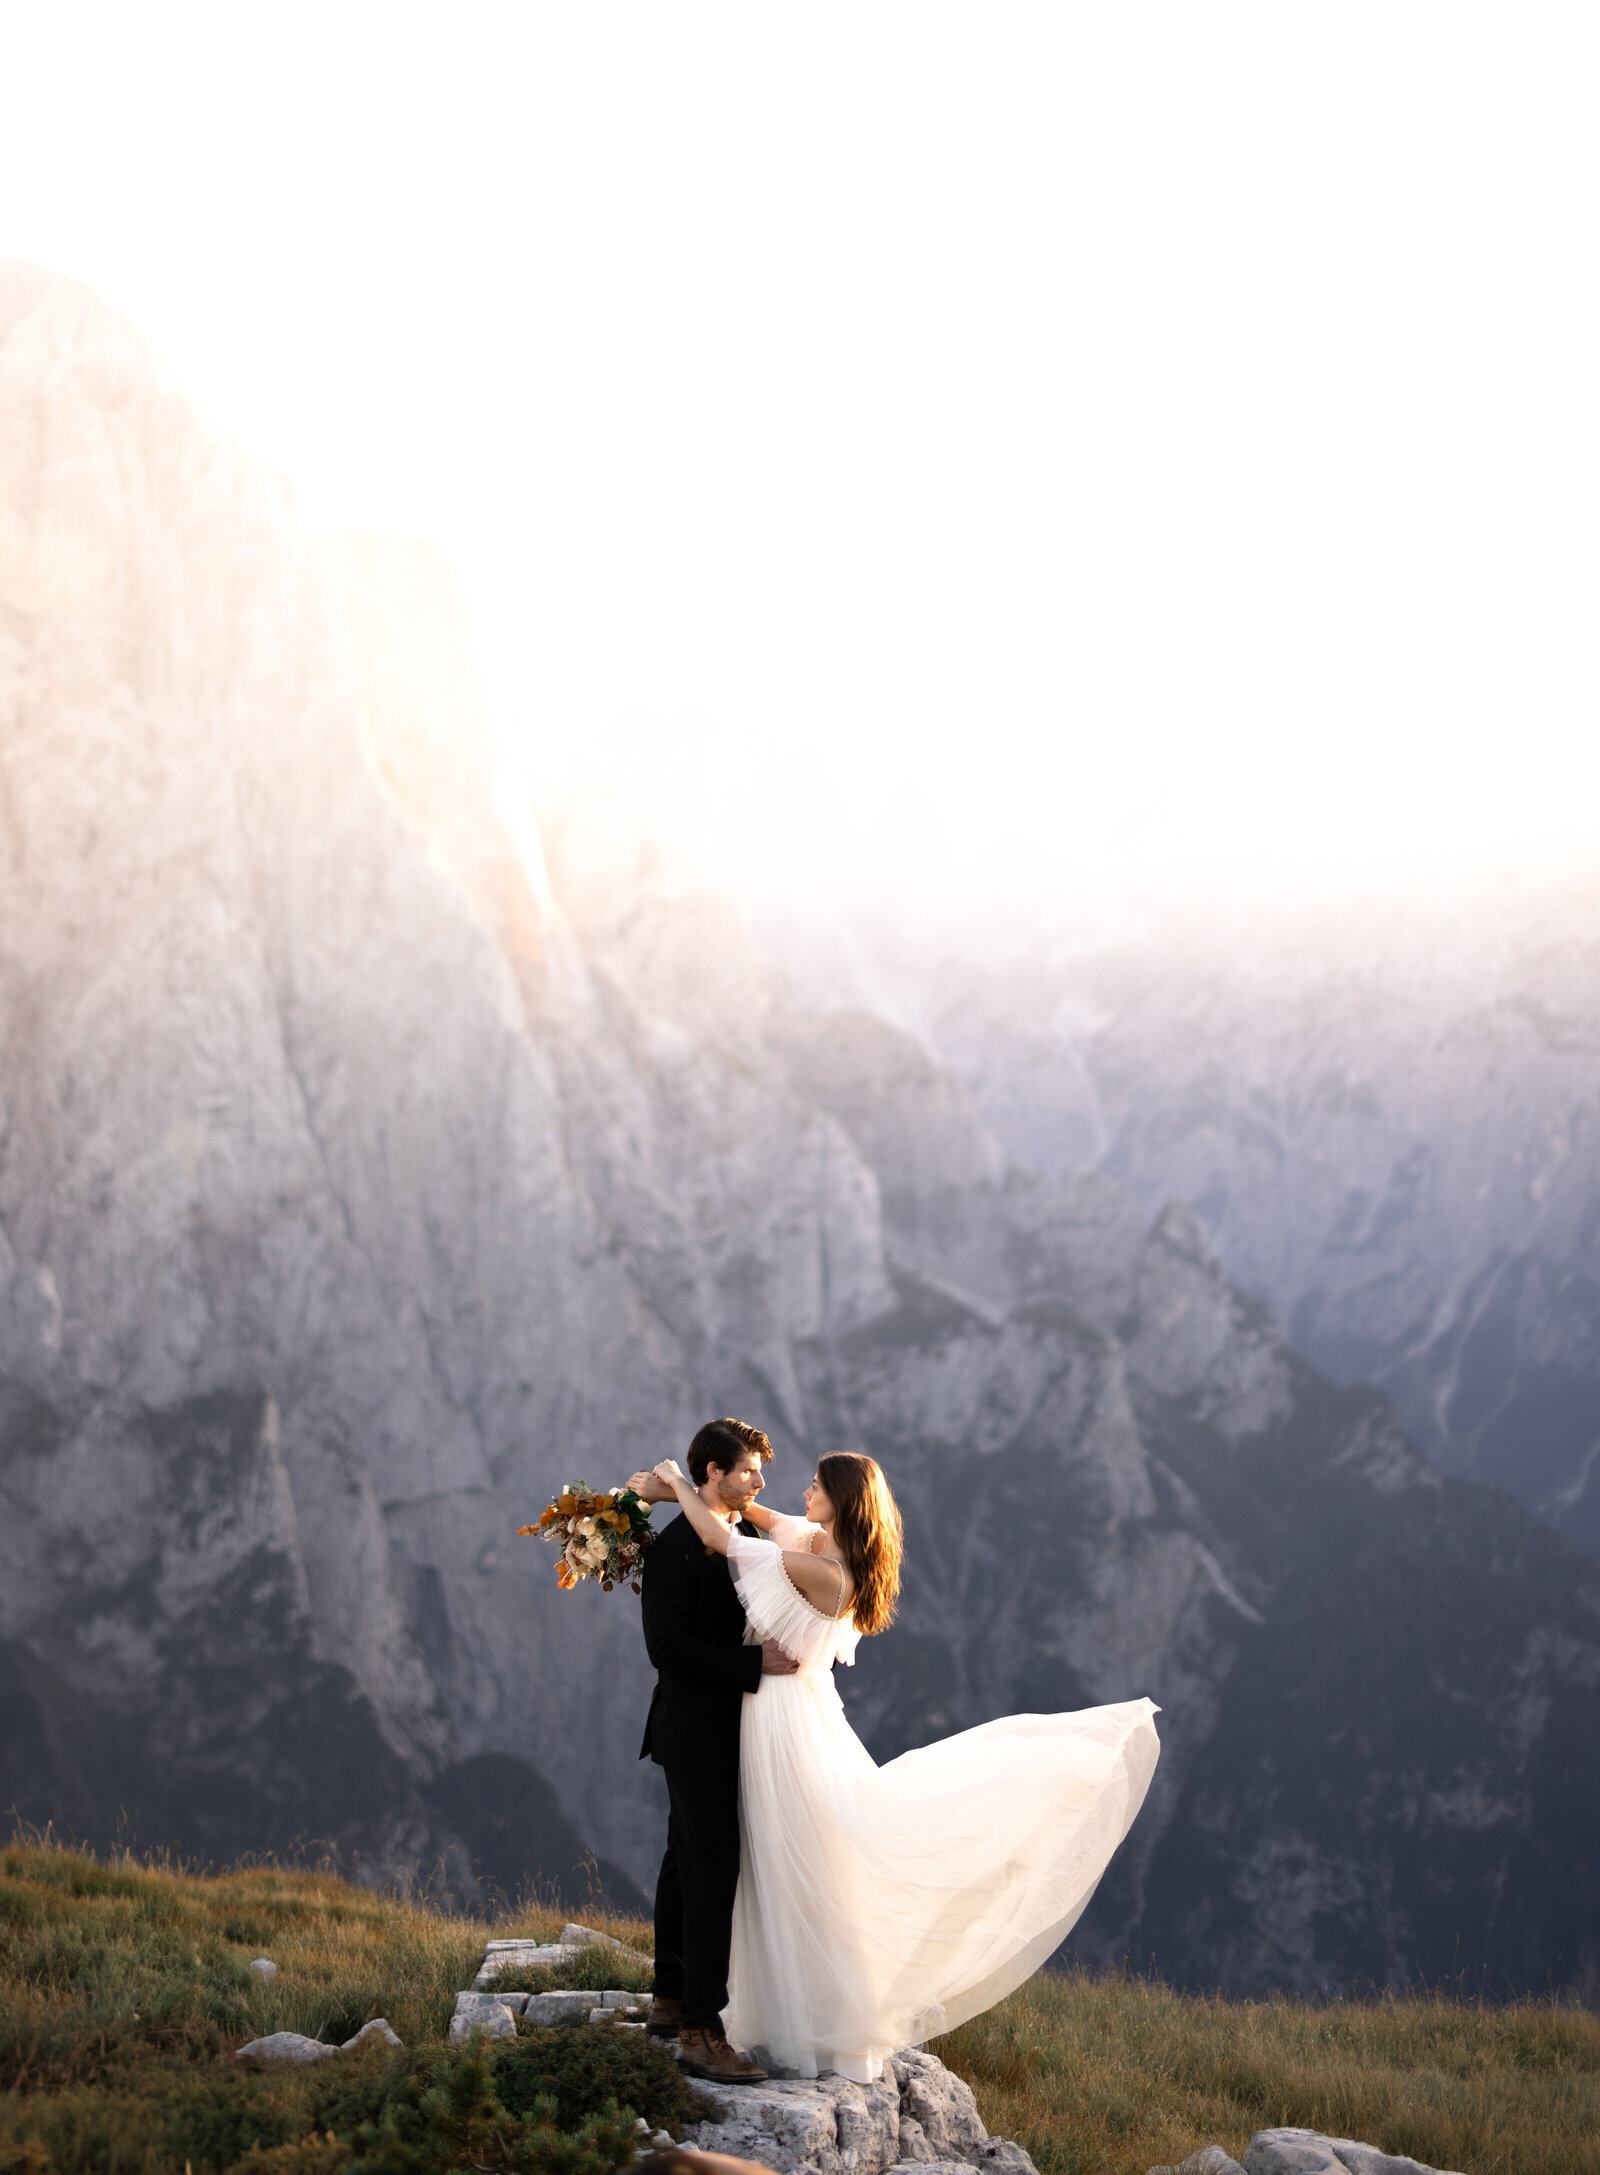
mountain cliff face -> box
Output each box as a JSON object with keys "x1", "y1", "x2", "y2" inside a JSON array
[
  {"x1": 800, "y1": 901, "x2": 1600, "y2": 1558},
  {"x1": 0, "y1": 261, "x2": 905, "y2": 1894},
  {"x1": 754, "y1": 1016, "x2": 1600, "y2": 1992},
  {"x1": 2, "y1": 266, "x2": 1596, "y2": 1994}
]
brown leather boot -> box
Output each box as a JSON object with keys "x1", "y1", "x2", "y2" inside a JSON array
[
  {"x1": 675, "y1": 2025, "x2": 767, "y2": 2082},
  {"x1": 646, "y1": 1995, "x2": 681, "y2": 2038}
]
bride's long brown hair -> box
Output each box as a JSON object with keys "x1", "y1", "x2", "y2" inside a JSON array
[{"x1": 818, "y1": 1451, "x2": 903, "y2": 1636}]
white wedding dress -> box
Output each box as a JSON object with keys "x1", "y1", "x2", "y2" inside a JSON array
[{"x1": 723, "y1": 1514, "x2": 1160, "y2": 2084}]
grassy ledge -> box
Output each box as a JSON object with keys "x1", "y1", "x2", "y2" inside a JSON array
[
  {"x1": 0, "y1": 1841, "x2": 675, "y2": 2175},
  {"x1": 3, "y1": 1842, "x2": 1596, "y2": 2175},
  {"x1": 931, "y1": 1969, "x2": 1600, "y2": 2175}
]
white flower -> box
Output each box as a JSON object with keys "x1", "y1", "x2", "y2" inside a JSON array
[
  {"x1": 577, "y1": 1516, "x2": 596, "y2": 1536},
  {"x1": 584, "y1": 1535, "x2": 610, "y2": 1566}
]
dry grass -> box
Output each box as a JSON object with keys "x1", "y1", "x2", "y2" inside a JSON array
[
  {"x1": 0, "y1": 1840, "x2": 654, "y2": 2086},
  {"x1": 932, "y1": 1968, "x2": 1600, "y2": 2175},
  {"x1": 0, "y1": 1839, "x2": 658, "y2": 2175}
]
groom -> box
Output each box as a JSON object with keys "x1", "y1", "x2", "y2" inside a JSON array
[{"x1": 633, "y1": 1417, "x2": 797, "y2": 2083}]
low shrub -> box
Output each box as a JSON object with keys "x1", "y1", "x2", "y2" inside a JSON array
[
  {"x1": 306, "y1": 2040, "x2": 640, "y2": 2175},
  {"x1": 494, "y1": 2025, "x2": 703, "y2": 2136}
]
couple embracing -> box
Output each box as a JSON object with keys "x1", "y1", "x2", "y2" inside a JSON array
[{"x1": 630, "y1": 1418, "x2": 1160, "y2": 2088}]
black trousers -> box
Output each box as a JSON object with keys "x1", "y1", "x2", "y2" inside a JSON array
[{"x1": 652, "y1": 1761, "x2": 741, "y2": 2029}]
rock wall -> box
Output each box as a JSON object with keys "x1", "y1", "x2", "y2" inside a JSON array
[
  {"x1": 2, "y1": 265, "x2": 1597, "y2": 1992},
  {"x1": 811, "y1": 897, "x2": 1600, "y2": 1552}
]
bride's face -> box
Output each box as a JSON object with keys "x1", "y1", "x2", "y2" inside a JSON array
[{"x1": 803, "y1": 1473, "x2": 835, "y2": 1528}]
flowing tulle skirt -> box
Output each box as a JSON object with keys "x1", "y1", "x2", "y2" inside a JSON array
[{"x1": 724, "y1": 1667, "x2": 1160, "y2": 2082}]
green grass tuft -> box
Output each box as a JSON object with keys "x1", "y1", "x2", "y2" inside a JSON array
[{"x1": 482, "y1": 1951, "x2": 653, "y2": 1999}]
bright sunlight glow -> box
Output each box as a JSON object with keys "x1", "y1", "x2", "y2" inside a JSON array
[{"x1": 3, "y1": 4, "x2": 1597, "y2": 909}]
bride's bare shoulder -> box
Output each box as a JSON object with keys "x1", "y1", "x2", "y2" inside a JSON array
[{"x1": 781, "y1": 1547, "x2": 854, "y2": 1613}]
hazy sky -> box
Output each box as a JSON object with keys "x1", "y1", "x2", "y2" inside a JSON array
[{"x1": 4, "y1": 5, "x2": 1597, "y2": 905}]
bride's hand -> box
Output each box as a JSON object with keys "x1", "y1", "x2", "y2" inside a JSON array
[
  {"x1": 626, "y1": 1468, "x2": 675, "y2": 1503},
  {"x1": 652, "y1": 1459, "x2": 689, "y2": 1493}
]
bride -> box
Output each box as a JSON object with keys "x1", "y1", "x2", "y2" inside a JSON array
[{"x1": 644, "y1": 1448, "x2": 1160, "y2": 2085}]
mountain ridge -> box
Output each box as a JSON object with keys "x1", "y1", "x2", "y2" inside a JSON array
[{"x1": 1, "y1": 263, "x2": 1596, "y2": 1992}]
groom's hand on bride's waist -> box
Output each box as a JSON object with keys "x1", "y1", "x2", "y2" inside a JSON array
[{"x1": 759, "y1": 1638, "x2": 799, "y2": 1675}]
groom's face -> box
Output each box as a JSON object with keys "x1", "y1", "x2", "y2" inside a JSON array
[{"x1": 708, "y1": 1449, "x2": 766, "y2": 1515}]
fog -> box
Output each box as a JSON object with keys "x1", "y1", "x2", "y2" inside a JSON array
[{"x1": 5, "y1": 3, "x2": 1597, "y2": 906}]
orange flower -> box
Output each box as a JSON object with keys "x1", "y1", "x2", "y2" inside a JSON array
[{"x1": 516, "y1": 1523, "x2": 538, "y2": 1536}]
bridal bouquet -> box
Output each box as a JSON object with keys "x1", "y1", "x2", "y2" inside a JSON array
[{"x1": 518, "y1": 1484, "x2": 655, "y2": 1593}]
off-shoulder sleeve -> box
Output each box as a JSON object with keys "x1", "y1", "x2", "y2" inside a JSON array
[
  {"x1": 727, "y1": 1531, "x2": 848, "y2": 1669},
  {"x1": 763, "y1": 1510, "x2": 821, "y2": 1551}
]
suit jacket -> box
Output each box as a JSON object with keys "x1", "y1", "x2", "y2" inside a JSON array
[{"x1": 639, "y1": 1510, "x2": 763, "y2": 1773}]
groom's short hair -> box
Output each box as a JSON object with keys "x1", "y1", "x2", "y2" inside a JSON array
[{"x1": 686, "y1": 1417, "x2": 773, "y2": 1485}]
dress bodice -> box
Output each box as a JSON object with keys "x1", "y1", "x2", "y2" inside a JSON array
[{"x1": 727, "y1": 1512, "x2": 860, "y2": 1673}]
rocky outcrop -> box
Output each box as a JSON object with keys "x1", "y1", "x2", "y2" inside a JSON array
[
  {"x1": 1149, "y1": 2135, "x2": 1468, "y2": 2175},
  {"x1": 1241, "y1": 2129, "x2": 1462, "y2": 2175},
  {"x1": 237, "y1": 2017, "x2": 400, "y2": 2063},
  {"x1": 677, "y1": 2045, "x2": 1041, "y2": 2175},
  {"x1": 431, "y1": 1941, "x2": 1039, "y2": 2175}
]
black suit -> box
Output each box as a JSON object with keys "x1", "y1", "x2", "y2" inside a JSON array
[{"x1": 640, "y1": 1510, "x2": 762, "y2": 2027}]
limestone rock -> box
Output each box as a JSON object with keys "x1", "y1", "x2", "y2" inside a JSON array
[
  {"x1": 1243, "y1": 2132, "x2": 1352, "y2": 2175},
  {"x1": 1148, "y1": 2152, "x2": 1247, "y2": 2175},
  {"x1": 250, "y1": 1958, "x2": 278, "y2": 1980},
  {"x1": 474, "y1": 1942, "x2": 581, "y2": 1988},
  {"x1": 236, "y1": 2032, "x2": 339, "y2": 2064},
  {"x1": 562, "y1": 1921, "x2": 652, "y2": 1962},
  {"x1": 1244, "y1": 2134, "x2": 1461, "y2": 2175},
  {"x1": 895, "y1": 2117, "x2": 937, "y2": 2164},
  {"x1": 521, "y1": 1991, "x2": 598, "y2": 2024},
  {"x1": 589, "y1": 1995, "x2": 645, "y2": 2023},
  {"x1": 682, "y1": 2073, "x2": 900, "y2": 2175},
  {"x1": 678, "y1": 2049, "x2": 1032, "y2": 2175},
  {"x1": 968, "y1": 2146, "x2": 1038, "y2": 2175},
  {"x1": 681, "y1": 2078, "x2": 847, "y2": 2172},
  {"x1": 890, "y1": 2050, "x2": 989, "y2": 2159},
  {"x1": 343, "y1": 2017, "x2": 403, "y2": 2049},
  {"x1": 1326, "y1": 2146, "x2": 1460, "y2": 2175},
  {"x1": 835, "y1": 2077, "x2": 902, "y2": 2172},
  {"x1": 449, "y1": 1993, "x2": 519, "y2": 2042}
]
